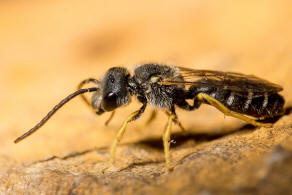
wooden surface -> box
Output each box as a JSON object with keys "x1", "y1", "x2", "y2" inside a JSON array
[{"x1": 0, "y1": 1, "x2": 292, "y2": 194}]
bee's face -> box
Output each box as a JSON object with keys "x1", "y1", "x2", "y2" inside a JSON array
[{"x1": 91, "y1": 67, "x2": 131, "y2": 112}]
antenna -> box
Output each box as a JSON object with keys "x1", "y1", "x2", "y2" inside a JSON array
[{"x1": 14, "y1": 87, "x2": 98, "y2": 143}]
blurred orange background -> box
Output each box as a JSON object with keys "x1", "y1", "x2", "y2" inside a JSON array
[{"x1": 0, "y1": 0, "x2": 291, "y2": 164}]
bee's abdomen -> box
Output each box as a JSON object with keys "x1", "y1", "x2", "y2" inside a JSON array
[{"x1": 206, "y1": 89, "x2": 285, "y2": 119}]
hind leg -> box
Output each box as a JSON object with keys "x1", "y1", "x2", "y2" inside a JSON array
[
  {"x1": 196, "y1": 93, "x2": 272, "y2": 127},
  {"x1": 177, "y1": 92, "x2": 271, "y2": 127}
]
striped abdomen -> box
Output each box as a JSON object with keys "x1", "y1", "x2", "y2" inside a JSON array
[{"x1": 204, "y1": 88, "x2": 285, "y2": 119}]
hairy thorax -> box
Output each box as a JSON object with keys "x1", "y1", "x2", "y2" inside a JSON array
[{"x1": 133, "y1": 64, "x2": 184, "y2": 109}]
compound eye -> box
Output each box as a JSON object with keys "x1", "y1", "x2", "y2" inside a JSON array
[{"x1": 102, "y1": 92, "x2": 118, "y2": 111}]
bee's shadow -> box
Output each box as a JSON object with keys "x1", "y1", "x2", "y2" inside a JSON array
[{"x1": 136, "y1": 124, "x2": 256, "y2": 150}]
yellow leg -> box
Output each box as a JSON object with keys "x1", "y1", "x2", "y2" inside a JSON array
[
  {"x1": 77, "y1": 78, "x2": 100, "y2": 112},
  {"x1": 105, "y1": 111, "x2": 115, "y2": 126},
  {"x1": 144, "y1": 110, "x2": 157, "y2": 127},
  {"x1": 163, "y1": 114, "x2": 175, "y2": 171},
  {"x1": 102, "y1": 110, "x2": 139, "y2": 172},
  {"x1": 164, "y1": 111, "x2": 187, "y2": 133},
  {"x1": 197, "y1": 93, "x2": 272, "y2": 127},
  {"x1": 174, "y1": 118, "x2": 187, "y2": 134}
]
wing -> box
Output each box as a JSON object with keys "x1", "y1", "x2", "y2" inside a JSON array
[{"x1": 161, "y1": 67, "x2": 283, "y2": 96}]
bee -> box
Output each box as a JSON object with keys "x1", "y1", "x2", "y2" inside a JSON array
[{"x1": 14, "y1": 64, "x2": 285, "y2": 171}]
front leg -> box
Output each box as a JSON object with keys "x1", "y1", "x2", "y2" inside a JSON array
[{"x1": 102, "y1": 103, "x2": 147, "y2": 172}]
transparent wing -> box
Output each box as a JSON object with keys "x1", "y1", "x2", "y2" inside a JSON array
[{"x1": 161, "y1": 67, "x2": 283, "y2": 95}]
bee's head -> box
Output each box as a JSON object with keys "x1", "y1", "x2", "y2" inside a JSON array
[{"x1": 91, "y1": 67, "x2": 131, "y2": 112}]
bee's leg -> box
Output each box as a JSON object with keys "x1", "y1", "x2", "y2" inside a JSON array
[
  {"x1": 162, "y1": 113, "x2": 175, "y2": 171},
  {"x1": 176, "y1": 97, "x2": 202, "y2": 111},
  {"x1": 77, "y1": 78, "x2": 100, "y2": 110},
  {"x1": 196, "y1": 93, "x2": 272, "y2": 127},
  {"x1": 102, "y1": 103, "x2": 146, "y2": 172},
  {"x1": 144, "y1": 110, "x2": 157, "y2": 127},
  {"x1": 175, "y1": 97, "x2": 204, "y2": 133},
  {"x1": 164, "y1": 110, "x2": 186, "y2": 133},
  {"x1": 104, "y1": 111, "x2": 115, "y2": 126},
  {"x1": 144, "y1": 110, "x2": 185, "y2": 132}
]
